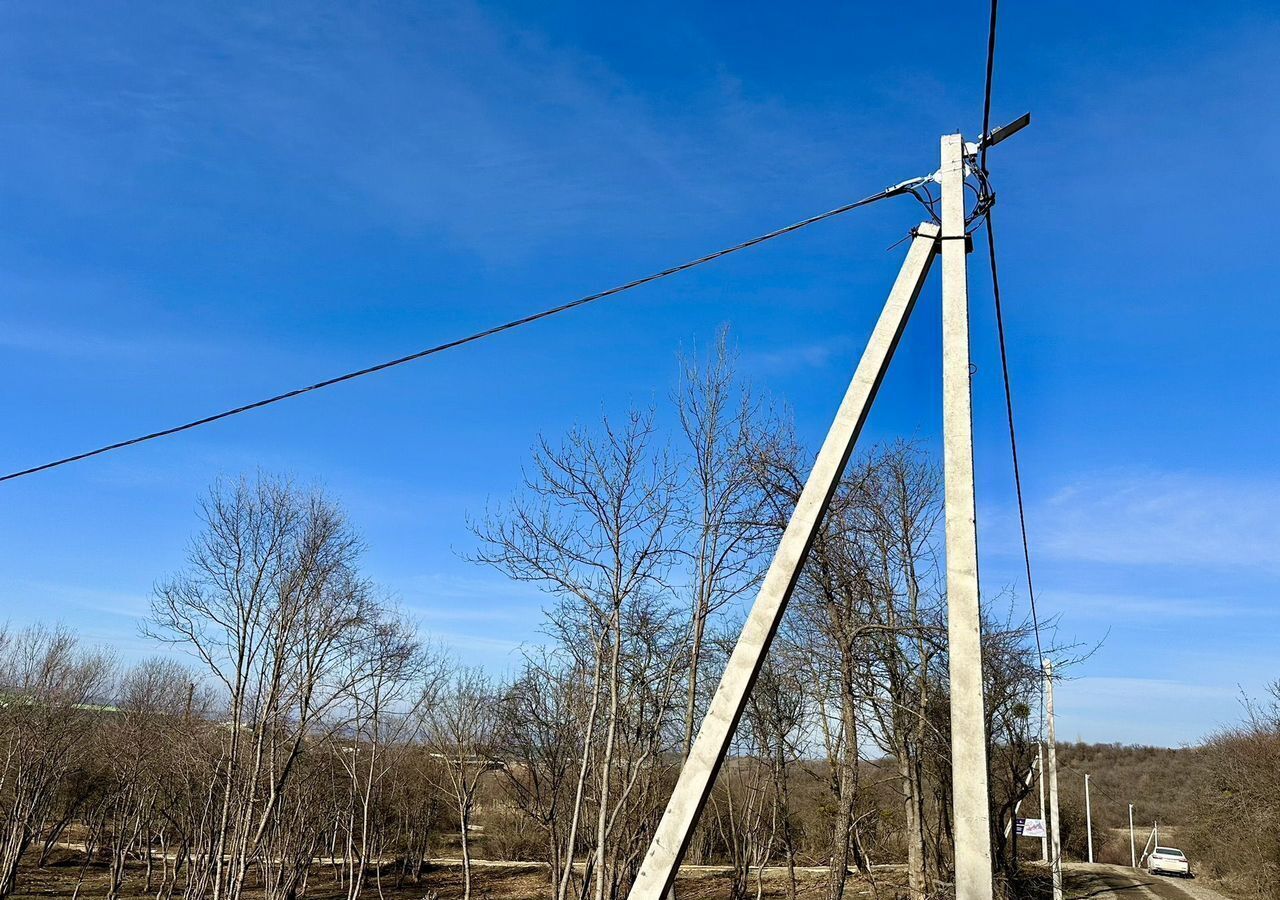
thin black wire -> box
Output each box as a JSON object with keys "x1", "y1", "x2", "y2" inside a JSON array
[
  {"x1": 1, "y1": 187, "x2": 908, "y2": 484},
  {"x1": 979, "y1": 0, "x2": 998, "y2": 175},
  {"x1": 1058, "y1": 762, "x2": 1130, "y2": 808},
  {"x1": 987, "y1": 215, "x2": 1045, "y2": 678},
  {"x1": 974, "y1": 0, "x2": 1047, "y2": 732}
]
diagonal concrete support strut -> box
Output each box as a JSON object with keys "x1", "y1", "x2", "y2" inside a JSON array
[{"x1": 626, "y1": 222, "x2": 941, "y2": 900}]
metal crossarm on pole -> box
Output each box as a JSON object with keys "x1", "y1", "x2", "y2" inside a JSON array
[{"x1": 625, "y1": 223, "x2": 941, "y2": 900}]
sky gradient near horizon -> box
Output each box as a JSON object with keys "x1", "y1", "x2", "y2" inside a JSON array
[{"x1": 2, "y1": 1, "x2": 1278, "y2": 747}]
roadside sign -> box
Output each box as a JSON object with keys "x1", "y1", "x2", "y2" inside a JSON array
[{"x1": 1017, "y1": 817, "x2": 1047, "y2": 838}]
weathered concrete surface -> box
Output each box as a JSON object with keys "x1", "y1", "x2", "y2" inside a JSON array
[{"x1": 940, "y1": 131, "x2": 994, "y2": 900}]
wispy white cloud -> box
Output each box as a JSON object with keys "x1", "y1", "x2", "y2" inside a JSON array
[
  {"x1": 1061, "y1": 676, "x2": 1239, "y2": 704},
  {"x1": 388, "y1": 572, "x2": 546, "y2": 644},
  {"x1": 741, "y1": 337, "x2": 852, "y2": 376},
  {"x1": 0, "y1": 1, "x2": 888, "y2": 262},
  {"x1": 0, "y1": 322, "x2": 214, "y2": 361},
  {"x1": 1054, "y1": 676, "x2": 1243, "y2": 746},
  {"x1": 1044, "y1": 589, "x2": 1278, "y2": 621},
  {"x1": 3, "y1": 578, "x2": 150, "y2": 620},
  {"x1": 1035, "y1": 470, "x2": 1280, "y2": 574}
]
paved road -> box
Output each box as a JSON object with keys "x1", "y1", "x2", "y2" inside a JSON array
[{"x1": 1064, "y1": 863, "x2": 1233, "y2": 900}]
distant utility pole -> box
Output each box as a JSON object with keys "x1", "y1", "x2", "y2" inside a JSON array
[
  {"x1": 1003, "y1": 752, "x2": 1041, "y2": 841},
  {"x1": 1129, "y1": 804, "x2": 1136, "y2": 868},
  {"x1": 1045, "y1": 660, "x2": 1063, "y2": 900},
  {"x1": 1038, "y1": 743, "x2": 1049, "y2": 862},
  {"x1": 1085, "y1": 774, "x2": 1094, "y2": 863},
  {"x1": 1139, "y1": 822, "x2": 1157, "y2": 868}
]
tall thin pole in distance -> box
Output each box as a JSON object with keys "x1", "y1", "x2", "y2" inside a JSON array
[
  {"x1": 1044, "y1": 660, "x2": 1063, "y2": 900},
  {"x1": 1038, "y1": 743, "x2": 1048, "y2": 862},
  {"x1": 1129, "y1": 804, "x2": 1136, "y2": 868},
  {"x1": 1085, "y1": 774, "x2": 1094, "y2": 863}
]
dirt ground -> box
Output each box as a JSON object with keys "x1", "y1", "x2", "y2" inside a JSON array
[
  {"x1": 13, "y1": 857, "x2": 882, "y2": 900},
  {"x1": 1057, "y1": 862, "x2": 1240, "y2": 900},
  {"x1": 15, "y1": 859, "x2": 1242, "y2": 900}
]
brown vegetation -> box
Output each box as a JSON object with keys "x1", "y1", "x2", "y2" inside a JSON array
[{"x1": 0, "y1": 335, "x2": 1170, "y2": 900}]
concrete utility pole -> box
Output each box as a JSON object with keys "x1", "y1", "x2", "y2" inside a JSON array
[
  {"x1": 1129, "y1": 804, "x2": 1136, "y2": 868},
  {"x1": 625, "y1": 224, "x2": 942, "y2": 900},
  {"x1": 1045, "y1": 660, "x2": 1063, "y2": 900},
  {"x1": 1085, "y1": 774, "x2": 1094, "y2": 863},
  {"x1": 1038, "y1": 743, "x2": 1049, "y2": 862},
  {"x1": 940, "y1": 131, "x2": 995, "y2": 900},
  {"x1": 626, "y1": 118, "x2": 1029, "y2": 900}
]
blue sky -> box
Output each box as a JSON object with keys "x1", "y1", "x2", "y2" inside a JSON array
[{"x1": 1, "y1": 1, "x2": 1277, "y2": 747}]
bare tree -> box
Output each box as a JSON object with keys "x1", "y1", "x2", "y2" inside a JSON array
[
  {"x1": 760, "y1": 432, "x2": 878, "y2": 900},
  {"x1": 98, "y1": 659, "x2": 197, "y2": 900},
  {"x1": 674, "y1": 329, "x2": 769, "y2": 759},
  {"x1": 422, "y1": 666, "x2": 502, "y2": 900},
  {"x1": 472, "y1": 408, "x2": 681, "y2": 900},
  {"x1": 0, "y1": 624, "x2": 114, "y2": 900},
  {"x1": 745, "y1": 651, "x2": 807, "y2": 900},
  {"x1": 146, "y1": 473, "x2": 379, "y2": 900},
  {"x1": 1193, "y1": 682, "x2": 1280, "y2": 899},
  {"x1": 499, "y1": 651, "x2": 583, "y2": 893},
  {"x1": 331, "y1": 614, "x2": 427, "y2": 900}
]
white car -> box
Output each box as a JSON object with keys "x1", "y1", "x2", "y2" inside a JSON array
[{"x1": 1148, "y1": 847, "x2": 1192, "y2": 877}]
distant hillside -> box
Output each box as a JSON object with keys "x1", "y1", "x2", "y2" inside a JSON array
[{"x1": 1054, "y1": 742, "x2": 1205, "y2": 830}]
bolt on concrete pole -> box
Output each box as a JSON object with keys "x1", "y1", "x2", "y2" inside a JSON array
[
  {"x1": 940, "y1": 131, "x2": 995, "y2": 900},
  {"x1": 1129, "y1": 804, "x2": 1136, "y2": 868},
  {"x1": 626, "y1": 224, "x2": 942, "y2": 900},
  {"x1": 1045, "y1": 660, "x2": 1063, "y2": 900},
  {"x1": 1085, "y1": 774, "x2": 1094, "y2": 863},
  {"x1": 1038, "y1": 743, "x2": 1049, "y2": 862}
]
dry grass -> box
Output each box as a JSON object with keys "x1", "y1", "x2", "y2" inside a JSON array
[{"x1": 13, "y1": 859, "x2": 891, "y2": 900}]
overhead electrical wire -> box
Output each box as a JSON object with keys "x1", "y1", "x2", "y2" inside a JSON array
[
  {"x1": 987, "y1": 216, "x2": 1046, "y2": 680},
  {"x1": 979, "y1": 0, "x2": 999, "y2": 175},
  {"x1": 1, "y1": 183, "x2": 920, "y2": 485},
  {"x1": 974, "y1": 0, "x2": 1048, "y2": 716},
  {"x1": 1058, "y1": 763, "x2": 1131, "y2": 808}
]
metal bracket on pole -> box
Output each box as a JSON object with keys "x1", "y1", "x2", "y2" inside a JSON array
[{"x1": 625, "y1": 223, "x2": 941, "y2": 900}]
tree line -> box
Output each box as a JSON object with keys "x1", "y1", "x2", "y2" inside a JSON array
[{"x1": 2, "y1": 334, "x2": 1065, "y2": 900}]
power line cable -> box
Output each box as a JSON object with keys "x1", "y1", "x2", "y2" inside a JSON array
[
  {"x1": 975, "y1": 0, "x2": 1047, "y2": 730},
  {"x1": 1058, "y1": 763, "x2": 1130, "y2": 807},
  {"x1": 979, "y1": 0, "x2": 999, "y2": 175},
  {"x1": 2, "y1": 184, "x2": 918, "y2": 485},
  {"x1": 987, "y1": 216, "x2": 1045, "y2": 677}
]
